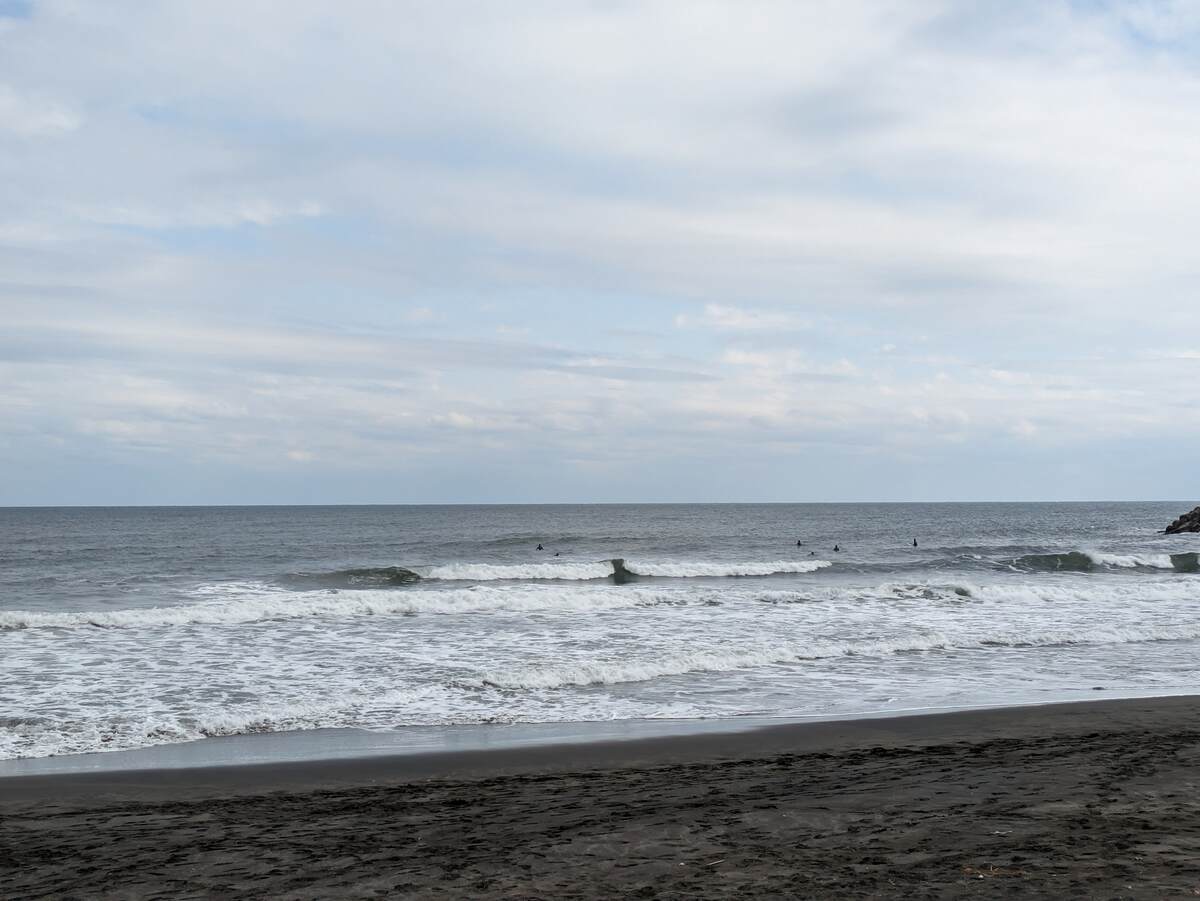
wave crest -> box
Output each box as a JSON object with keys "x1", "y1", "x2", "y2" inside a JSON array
[
  {"x1": 422, "y1": 561, "x2": 616, "y2": 581},
  {"x1": 276, "y1": 558, "x2": 836, "y2": 586},
  {"x1": 280, "y1": 566, "x2": 422, "y2": 589},
  {"x1": 1013, "y1": 550, "x2": 1198, "y2": 573},
  {"x1": 0, "y1": 583, "x2": 700, "y2": 632},
  {"x1": 623, "y1": 560, "x2": 831, "y2": 578}
]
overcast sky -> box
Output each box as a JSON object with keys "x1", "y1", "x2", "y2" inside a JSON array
[{"x1": 3, "y1": 1, "x2": 1199, "y2": 504}]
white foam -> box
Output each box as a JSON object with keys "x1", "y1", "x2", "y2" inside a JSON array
[
  {"x1": 478, "y1": 619, "x2": 1200, "y2": 690},
  {"x1": 419, "y1": 558, "x2": 832, "y2": 581},
  {"x1": 7, "y1": 572, "x2": 1196, "y2": 634},
  {"x1": 0, "y1": 686, "x2": 710, "y2": 761},
  {"x1": 9, "y1": 563, "x2": 1200, "y2": 764},
  {"x1": 1087, "y1": 552, "x2": 1176, "y2": 569},
  {"x1": 624, "y1": 560, "x2": 832, "y2": 577},
  {"x1": 476, "y1": 634, "x2": 943, "y2": 689},
  {"x1": 0, "y1": 583, "x2": 696, "y2": 632},
  {"x1": 422, "y1": 561, "x2": 616, "y2": 581},
  {"x1": 964, "y1": 579, "x2": 1200, "y2": 606}
]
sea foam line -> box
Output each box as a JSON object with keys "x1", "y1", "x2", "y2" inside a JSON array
[
  {"x1": 1088, "y1": 551, "x2": 1176, "y2": 569},
  {"x1": 0, "y1": 687, "x2": 711, "y2": 761},
  {"x1": 422, "y1": 561, "x2": 616, "y2": 581},
  {"x1": 476, "y1": 620, "x2": 1200, "y2": 690},
  {"x1": 421, "y1": 558, "x2": 832, "y2": 581},
  {"x1": 0, "y1": 584, "x2": 697, "y2": 632},
  {"x1": 1013, "y1": 550, "x2": 1199, "y2": 572},
  {"x1": 623, "y1": 560, "x2": 832, "y2": 578},
  {"x1": 4, "y1": 573, "x2": 1199, "y2": 633}
]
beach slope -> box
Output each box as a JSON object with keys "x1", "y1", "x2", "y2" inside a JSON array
[{"x1": 4, "y1": 696, "x2": 1200, "y2": 898}]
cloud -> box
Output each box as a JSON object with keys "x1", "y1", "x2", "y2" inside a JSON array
[
  {"x1": 1, "y1": 0, "x2": 1200, "y2": 501},
  {"x1": 74, "y1": 200, "x2": 324, "y2": 230},
  {"x1": 0, "y1": 83, "x2": 78, "y2": 136},
  {"x1": 404, "y1": 306, "x2": 435, "y2": 323},
  {"x1": 675, "y1": 303, "x2": 810, "y2": 332}
]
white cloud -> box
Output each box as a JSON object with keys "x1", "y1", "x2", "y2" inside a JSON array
[
  {"x1": 676, "y1": 303, "x2": 809, "y2": 331},
  {"x1": 74, "y1": 199, "x2": 323, "y2": 230},
  {"x1": 0, "y1": 84, "x2": 79, "y2": 136},
  {"x1": 2, "y1": 1, "x2": 1200, "y2": 500}
]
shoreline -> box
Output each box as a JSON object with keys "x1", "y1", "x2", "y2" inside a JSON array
[
  {"x1": 6, "y1": 694, "x2": 1200, "y2": 897},
  {"x1": 1, "y1": 693, "x2": 1196, "y2": 804},
  {"x1": 2, "y1": 686, "x2": 1194, "y2": 782}
]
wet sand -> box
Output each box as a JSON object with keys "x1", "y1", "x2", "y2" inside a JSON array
[{"x1": 4, "y1": 696, "x2": 1200, "y2": 898}]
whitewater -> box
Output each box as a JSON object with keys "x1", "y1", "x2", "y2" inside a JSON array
[{"x1": 3, "y1": 502, "x2": 1200, "y2": 762}]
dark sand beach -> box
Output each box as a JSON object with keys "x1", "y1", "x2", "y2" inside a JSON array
[{"x1": 4, "y1": 696, "x2": 1200, "y2": 898}]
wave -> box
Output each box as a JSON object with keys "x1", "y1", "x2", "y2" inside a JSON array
[
  {"x1": 280, "y1": 566, "x2": 422, "y2": 589},
  {"x1": 283, "y1": 551, "x2": 1192, "y2": 586},
  {"x1": 0, "y1": 689, "x2": 711, "y2": 761},
  {"x1": 1093, "y1": 552, "x2": 1200, "y2": 572},
  {"x1": 0, "y1": 583, "x2": 704, "y2": 632},
  {"x1": 476, "y1": 635, "x2": 943, "y2": 689},
  {"x1": 1013, "y1": 551, "x2": 1199, "y2": 573},
  {"x1": 622, "y1": 560, "x2": 831, "y2": 578},
  {"x1": 6, "y1": 565, "x2": 1196, "y2": 634},
  {"x1": 421, "y1": 561, "x2": 616, "y2": 581},
  {"x1": 0, "y1": 696, "x2": 358, "y2": 761},
  {"x1": 477, "y1": 620, "x2": 1200, "y2": 690},
  {"x1": 278, "y1": 558, "x2": 836, "y2": 584},
  {"x1": 422, "y1": 558, "x2": 832, "y2": 581}
]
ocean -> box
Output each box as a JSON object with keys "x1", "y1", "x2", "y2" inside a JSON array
[{"x1": 2, "y1": 502, "x2": 1198, "y2": 763}]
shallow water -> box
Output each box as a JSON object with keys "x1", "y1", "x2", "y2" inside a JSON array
[{"x1": 2, "y1": 502, "x2": 1198, "y2": 760}]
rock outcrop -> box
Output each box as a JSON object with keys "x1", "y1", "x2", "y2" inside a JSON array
[{"x1": 1165, "y1": 506, "x2": 1200, "y2": 534}]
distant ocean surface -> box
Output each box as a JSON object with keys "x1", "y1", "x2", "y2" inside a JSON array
[{"x1": 2, "y1": 503, "x2": 1199, "y2": 761}]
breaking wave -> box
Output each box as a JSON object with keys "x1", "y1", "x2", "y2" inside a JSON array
[
  {"x1": 623, "y1": 560, "x2": 831, "y2": 578},
  {"x1": 422, "y1": 561, "x2": 616, "y2": 581},
  {"x1": 280, "y1": 566, "x2": 421, "y2": 589},
  {"x1": 273, "y1": 558, "x2": 837, "y2": 585},
  {"x1": 422, "y1": 558, "x2": 832, "y2": 581},
  {"x1": 1013, "y1": 551, "x2": 1199, "y2": 573},
  {"x1": 0, "y1": 584, "x2": 703, "y2": 632},
  {"x1": 6, "y1": 569, "x2": 1196, "y2": 635}
]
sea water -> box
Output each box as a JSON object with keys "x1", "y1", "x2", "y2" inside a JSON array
[{"x1": 2, "y1": 502, "x2": 1198, "y2": 761}]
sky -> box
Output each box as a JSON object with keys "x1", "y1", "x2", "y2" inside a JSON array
[{"x1": 2, "y1": 0, "x2": 1200, "y2": 505}]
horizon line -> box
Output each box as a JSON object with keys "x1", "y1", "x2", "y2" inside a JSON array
[{"x1": 0, "y1": 499, "x2": 1194, "y2": 510}]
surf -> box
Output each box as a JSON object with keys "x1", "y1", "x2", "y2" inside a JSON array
[
  {"x1": 278, "y1": 558, "x2": 835, "y2": 586},
  {"x1": 477, "y1": 619, "x2": 1200, "y2": 691},
  {"x1": 1012, "y1": 550, "x2": 1199, "y2": 573}
]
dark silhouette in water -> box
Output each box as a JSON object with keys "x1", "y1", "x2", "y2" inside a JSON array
[
  {"x1": 913, "y1": 539, "x2": 918, "y2": 547},
  {"x1": 554, "y1": 552, "x2": 560, "y2": 556},
  {"x1": 796, "y1": 540, "x2": 802, "y2": 547},
  {"x1": 610, "y1": 558, "x2": 636, "y2": 584},
  {"x1": 536, "y1": 544, "x2": 543, "y2": 551},
  {"x1": 834, "y1": 544, "x2": 840, "y2": 552}
]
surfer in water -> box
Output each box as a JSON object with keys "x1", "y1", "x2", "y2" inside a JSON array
[
  {"x1": 834, "y1": 544, "x2": 840, "y2": 552},
  {"x1": 536, "y1": 543, "x2": 543, "y2": 551},
  {"x1": 796, "y1": 539, "x2": 803, "y2": 547},
  {"x1": 913, "y1": 539, "x2": 918, "y2": 547}
]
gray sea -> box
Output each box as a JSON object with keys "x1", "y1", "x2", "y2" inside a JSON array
[{"x1": 2, "y1": 502, "x2": 1199, "y2": 763}]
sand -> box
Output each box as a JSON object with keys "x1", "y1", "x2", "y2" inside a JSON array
[{"x1": 4, "y1": 696, "x2": 1200, "y2": 898}]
